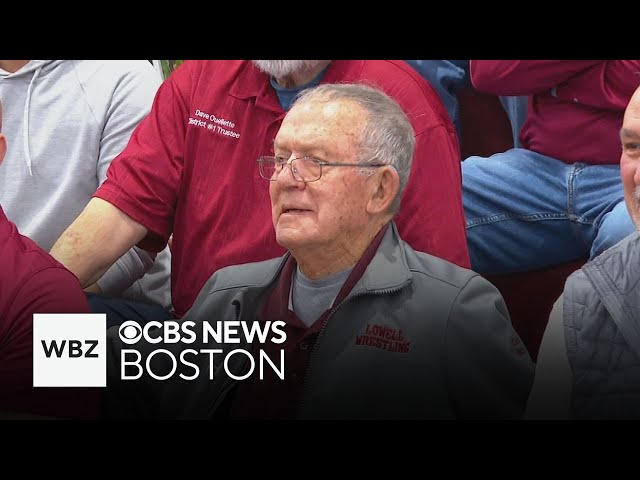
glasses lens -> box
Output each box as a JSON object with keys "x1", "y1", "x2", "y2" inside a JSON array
[
  {"x1": 293, "y1": 158, "x2": 321, "y2": 182},
  {"x1": 259, "y1": 157, "x2": 277, "y2": 180},
  {"x1": 259, "y1": 157, "x2": 322, "y2": 182}
]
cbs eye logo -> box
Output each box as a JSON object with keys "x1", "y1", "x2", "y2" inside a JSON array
[{"x1": 119, "y1": 321, "x2": 143, "y2": 345}]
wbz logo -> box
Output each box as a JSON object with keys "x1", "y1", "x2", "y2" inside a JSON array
[
  {"x1": 41, "y1": 339, "x2": 99, "y2": 358},
  {"x1": 33, "y1": 314, "x2": 106, "y2": 387}
]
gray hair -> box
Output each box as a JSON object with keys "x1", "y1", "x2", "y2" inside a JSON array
[{"x1": 292, "y1": 83, "x2": 415, "y2": 213}]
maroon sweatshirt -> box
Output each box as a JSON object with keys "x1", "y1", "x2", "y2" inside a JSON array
[
  {"x1": 0, "y1": 207, "x2": 100, "y2": 419},
  {"x1": 471, "y1": 60, "x2": 640, "y2": 165}
]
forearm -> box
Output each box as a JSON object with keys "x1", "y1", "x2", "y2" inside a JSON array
[
  {"x1": 551, "y1": 60, "x2": 640, "y2": 110},
  {"x1": 470, "y1": 60, "x2": 602, "y2": 95},
  {"x1": 50, "y1": 197, "x2": 148, "y2": 288}
]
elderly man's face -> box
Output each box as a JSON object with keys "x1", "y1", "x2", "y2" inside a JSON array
[
  {"x1": 270, "y1": 98, "x2": 374, "y2": 254},
  {"x1": 620, "y1": 90, "x2": 640, "y2": 229}
]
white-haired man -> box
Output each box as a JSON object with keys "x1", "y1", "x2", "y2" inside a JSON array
[{"x1": 104, "y1": 83, "x2": 533, "y2": 420}]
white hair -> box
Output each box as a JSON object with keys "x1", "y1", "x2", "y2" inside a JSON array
[
  {"x1": 252, "y1": 61, "x2": 328, "y2": 79},
  {"x1": 292, "y1": 83, "x2": 415, "y2": 213}
]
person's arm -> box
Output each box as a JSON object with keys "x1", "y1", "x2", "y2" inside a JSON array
[
  {"x1": 90, "y1": 61, "x2": 162, "y2": 296},
  {"x1": 52, "y1": 61, "x2": 195, "y2": 289},
  {"x1": 396, "y1": 123, "x2": 470, "y2": 268},
  {"x1": 547, "y1": 60, "x2": 640, "y2": 111},
  {"x1": 470, "y1": 60, "x2": 603, "y2": 95},
  {"x1": 389, "y1": 62, "x2": 470, "y2": 268},
  {"x1": 446, "y1": 275, "x2": 535, "y2": 419},
  {"x1": 50, "y1": 197, "x2": 148, "y2": 288},
  {"x1": 525, "y1": 294, "x2": 572, "y2": 419}
]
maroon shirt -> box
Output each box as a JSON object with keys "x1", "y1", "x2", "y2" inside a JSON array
[
  {"x1": 0, "y1": 208, "x2": 99, "y2": 419},
  {"x1": 95, "y1": 60, "x2": 469, "y2": 318},
  {"x1": 471, "y1": 60, "x2": 640, "y2": 165}
]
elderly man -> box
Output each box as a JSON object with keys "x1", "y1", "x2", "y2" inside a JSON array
[
  {"x1": 104, "y1": 83, "x2": 533, "y2": 420},
  {"x1": 527, "y1": 85, "x2": 640, "y2": 420},
  {"x1": 50, "y1": 60, "x2": 468, "y2": 327}
]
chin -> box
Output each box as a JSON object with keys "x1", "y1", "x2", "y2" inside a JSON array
[
  {"x1": 275, "y1": 229, "x2": 299, "y2": 250},
  {"x1": 275, "y1": 228, "x2": 313, "y2": 251}
]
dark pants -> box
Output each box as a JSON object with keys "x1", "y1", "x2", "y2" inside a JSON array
[{"x1": 86, "y1": 293, "x2": 174, "y2": 329}]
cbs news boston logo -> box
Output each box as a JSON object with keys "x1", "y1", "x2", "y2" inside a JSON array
[
  {"x1": 33, "y1": 315, "x2": 287, "y2": 387},
  {"x1": 33, "y1": 314, "x2": 106, "y2": 387}
]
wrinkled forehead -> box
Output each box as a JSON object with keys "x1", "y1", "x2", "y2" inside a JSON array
[{"x1": 277, "y1": 98, "x2": 366, "y2": 146}]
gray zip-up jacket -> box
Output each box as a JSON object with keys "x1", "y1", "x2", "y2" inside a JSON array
[
  {"x1": 563, "y1": 232, "x2": 640, "y2": 418},
  {"x1": 104, "y1": 223, "x2": 534, "y2": 419}
]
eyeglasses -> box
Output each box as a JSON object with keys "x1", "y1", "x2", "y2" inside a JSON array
[{"x1": 257, "y1": 156, "x2": 388, "y2": 183}]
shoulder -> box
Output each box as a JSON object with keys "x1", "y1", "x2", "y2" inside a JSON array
[
  {"x1": 0, "y1": 232, "x2": 87, "y2": 323},
  {"x1": 167, "y1": 60, "x2": 249, "y2": 84},
  {"x1": 570, "y1": 232, "x2": 640, "y2": 301},
  {"x1": 0, "y1": 225, "x2": 68, "y2": 279},
  {"x1": 404, "y1": 243, "x2": 479, "y2": 291},
  {"x1": 70, "y1": 60, "x2": 159, "y2": 85},
  {"x1": 402, "y1": 242, "x2": 508, "y2": 322},
  {"x1": 6, "y1": 241, "x2": 80, "y2": 295},
  {"x1": 358, "y1": 60, "x2": 434, "y2": 91},
  {"x1": 589, "y1": 232, "x2": 640, "y2": 275},
  {"x1": 356, "y1": 60, "x2": 452, "y2": 131},
  {"x1": 200, "y1": 255, "x2": 286, "y2": 295}
]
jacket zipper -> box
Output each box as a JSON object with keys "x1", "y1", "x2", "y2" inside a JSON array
[
  {"x1": 297, "y1": 282, "x2": 410, "y2": 417},
  {"x1": 207, "y1": 299, "x2": 249, "y2": 418}
]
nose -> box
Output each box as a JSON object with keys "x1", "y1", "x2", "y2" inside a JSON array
[{"x1": 274, "y1": 157, "x2": 305, "y2": 190}]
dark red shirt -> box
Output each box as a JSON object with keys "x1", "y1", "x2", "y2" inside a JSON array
[
  {"x1": 96, "y1": 60, "x2": 468, "y2": 318},
  {"x1": 0, "y1": 208, "x2": 98, "y2": 419},
  {"x1": 471, "y1": 60, "x2": 640, "y2": 165}
]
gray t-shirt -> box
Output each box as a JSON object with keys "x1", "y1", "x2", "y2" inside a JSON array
[{"x1": 290, "y1": 266, "x2": 353, "y2": 327}]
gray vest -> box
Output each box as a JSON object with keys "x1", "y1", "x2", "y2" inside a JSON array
[{"x1": 564, "y1": 232, "x2": 640, "y2": 419}]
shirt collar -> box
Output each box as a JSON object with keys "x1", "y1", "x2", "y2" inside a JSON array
[
  {"x1": 260, "y1": 222, "x2": 393, "y2": 323},
  {"x1": 227, "y1": 60, "x2": 366, "y2": 113}
]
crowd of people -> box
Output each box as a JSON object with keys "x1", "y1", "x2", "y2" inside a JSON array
[{"x1": 1, "y1": 60, "x2": 639, "y2": 419}]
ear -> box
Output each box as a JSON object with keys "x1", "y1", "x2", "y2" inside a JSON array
[
  {"x1": 0, "y1": 134, "x2": 6, "y2": 166},
  {"x1": 366, "y1": 166, "x2": 400, "y2": 215}
]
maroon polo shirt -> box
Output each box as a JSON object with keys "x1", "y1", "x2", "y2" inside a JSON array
[
  {"x1": 95, "y1": 60, "x2": 468, "y2": 319},
  {"x1": 0, "y1": 208, "x2": 99, "y2": 419},
  {"x1": 228, "y1": 224, "x2": 388, "y2": 420}
]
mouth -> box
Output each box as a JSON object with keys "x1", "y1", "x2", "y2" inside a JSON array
[{"x1": 281, "y1": 208, "x2": 312, "y2": 215}]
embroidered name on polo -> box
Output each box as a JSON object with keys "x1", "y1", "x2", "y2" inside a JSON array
[{"x1": 188, "y1": 108, "x2": 241, "y2": 139}]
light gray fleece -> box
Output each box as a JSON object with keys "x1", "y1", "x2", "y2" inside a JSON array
[{"x1": 0, "y1": 60, "x2": 172, "y2": 309}]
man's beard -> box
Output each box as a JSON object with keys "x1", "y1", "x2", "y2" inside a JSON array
[{"x1": 252, "y1": 60, "x2": 327, "y2": 79}]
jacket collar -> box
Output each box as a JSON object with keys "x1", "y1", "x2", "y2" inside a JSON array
[
  {"x1": 254, "y1": 220, "x2": 412, "y2": 300},
  {"x1": 350, "y1": 221, "x2": 413, "y2": 295}
]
